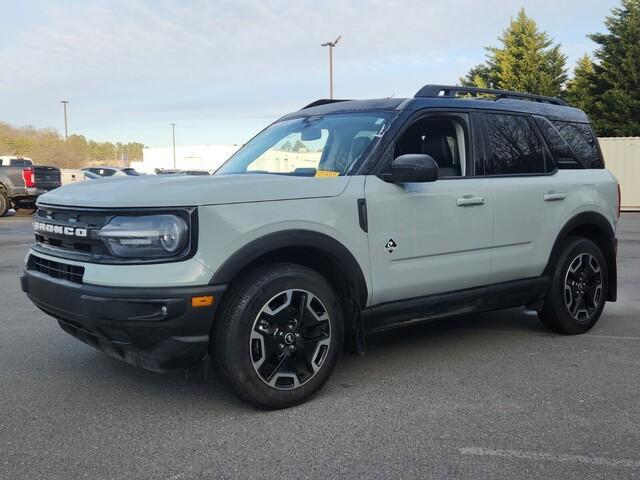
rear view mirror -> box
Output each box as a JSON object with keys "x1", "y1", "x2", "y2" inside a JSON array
[
  {"x1": 383, "y1": 154, "x2": 439, "y2": 183},
  {"x1": 301, "y1": 126, "x2": 322, "y2": 141}
]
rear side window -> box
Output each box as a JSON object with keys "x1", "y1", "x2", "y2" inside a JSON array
[
  {"x1": 484, "y1": 114, "x2": 546, "y2": 174},
  {"x1": 550, "y1": 121, "x2": 603, "y2": 169},
  {"x1": 533, "y1": 116, "x2": 578, "y2": 169},
  {"x1": 10, "y1": 159, "x2": 32, "y2": 166}
]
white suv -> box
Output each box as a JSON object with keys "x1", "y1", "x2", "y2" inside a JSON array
[{"x1": 21, "y1": 85, "x2": 619, "y2": 409}]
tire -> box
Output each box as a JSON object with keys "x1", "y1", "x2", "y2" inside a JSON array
[
  {"x1": 538, "y1": 237, "x2": 608, "y2": 334},
  {"x1": 212, "y1": 263, "x2": 344, "y2": 409},
  {"x1": 0, "y1": 191, "x2": 9, "y2": 217}
]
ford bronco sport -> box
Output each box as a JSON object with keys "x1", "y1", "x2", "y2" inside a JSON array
[{"x1": 21, "y1": 85, "x2": 619, "y2": 409}]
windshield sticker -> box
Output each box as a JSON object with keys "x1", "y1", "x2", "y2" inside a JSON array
[{"x1": 315, "y1": 170, "x2": 340, "y2": 178}]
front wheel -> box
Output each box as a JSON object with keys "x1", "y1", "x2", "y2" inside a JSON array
[
  {"x1": 538, "y1": 237, "x2": 608, "y2": 334},
  {"x1": 212, "y1": 263, "x2": 344, "y2": 409},
  {"x1": 0, "y1": 191, "x2": 9, "y2": 217}
]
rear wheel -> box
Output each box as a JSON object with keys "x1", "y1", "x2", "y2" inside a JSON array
[
  {"x1": 0, "y1": 191, "x2": 9, "y2": 217},
  {"x1": 212, "y1": 263, "x2": 344, "y2": 409},
  {"x1": 539, "y1": 237, "x2": 608, "y2": 334}
]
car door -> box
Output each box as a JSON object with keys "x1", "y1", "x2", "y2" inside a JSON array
[
  {"x1": 481, "y1": 112, "x2": 564, "y2": 283},
  {"x1": 365, "y1": 112, "x2": 493, "y2": 306}
]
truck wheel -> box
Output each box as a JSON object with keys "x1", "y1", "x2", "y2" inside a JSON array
[
  {"x1": 0, "y1": 191, "x2": 9, "y2": 217},
  {"x1": 212, "y1": 263, "x2": 344, "y2": 409},
  {"x1": 538, "y1": 237, "x2": 608, "y2": 334}
]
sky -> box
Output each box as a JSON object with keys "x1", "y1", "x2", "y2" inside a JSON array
[{"x1": 0, "y1": 0, "x2": 620, "y2": 148}]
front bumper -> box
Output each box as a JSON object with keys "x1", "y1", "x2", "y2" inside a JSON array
[{"x1": 20, "y1": 269, "x2": 226, "y2": 371}]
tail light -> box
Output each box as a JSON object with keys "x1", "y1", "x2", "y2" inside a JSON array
[
  {"x1": 616, "y1": 183, "x2": 621, "y2": 220},
  {"x1": 22, "y1": 167, "x2": 35, "y2": 188}
]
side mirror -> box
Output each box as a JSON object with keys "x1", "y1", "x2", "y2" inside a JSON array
[{"x1": 384, "y1": 154, "x2": 439, "y2": 183}]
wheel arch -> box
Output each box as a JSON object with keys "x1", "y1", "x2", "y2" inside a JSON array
[
  {"x1": 209, "y1": 230, "x2": 369, "y2": 353},
  {"x1": 544, "y1": 211, "x2": 617, "y2": 301}
]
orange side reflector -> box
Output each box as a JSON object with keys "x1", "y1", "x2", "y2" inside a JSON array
[{"x1": 192, "y1": 295, "x2": 214, "y2": 308}]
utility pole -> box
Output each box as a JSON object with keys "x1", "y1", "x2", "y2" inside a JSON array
[
  {"x1": 60, "y1": 100, "x2": 70, "y2": 141},
  {"x1": 170, "y1": 123, "x2": 176, "y2": 169},
  {"x1": 321, "y1": 35, "x2": 341, "y2": 99}
]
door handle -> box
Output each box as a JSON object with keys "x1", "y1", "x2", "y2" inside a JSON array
[
  {"x1": 544, "y1": 192, "x2": 567, "y2": 201},
  {"x1": 456, "y1": 195, "x2": 486, "y2": 207}
]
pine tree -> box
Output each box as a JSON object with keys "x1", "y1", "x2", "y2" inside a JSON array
[
  {"x1": 564, "y1": 54, "x2": 597, "y2": 112},
  {"x1": 588, "y1": 0, "x2": 640, "y2": 136},
  {"x1": 461, "y1": 9, "x2": 567, "y2": 96},
  {"x1": 460, "y1": 64, "x2": 494, "y2": 89}
]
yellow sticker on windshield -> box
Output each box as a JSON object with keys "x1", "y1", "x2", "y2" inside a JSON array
[{"x1": 315, "y1": 170, "x2": 340, "y2": 178}]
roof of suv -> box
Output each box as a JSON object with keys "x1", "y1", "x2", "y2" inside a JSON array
[{"x1": 282, "y1": 84, "x2": 589, "y2": 124}]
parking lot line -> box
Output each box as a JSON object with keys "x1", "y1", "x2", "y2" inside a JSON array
[
  {"x1": 460, "y1": 446, "x2": 640, "y2": 469},
  {"x1": 584, "y1": 333, "x2": 640, "y2": 341},
  {"x1": 458, "y1": 328, "x2": 640, "y2": 341}
]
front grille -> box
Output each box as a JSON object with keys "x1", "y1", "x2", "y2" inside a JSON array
[
  {"x1": 32, "y1": 205, "x2": 196, "y2": 265},
  {"x1": 33, "y1": 206, "x2": 110, "y2": 257},
  {"x1": 34, "y1": 232, "x2": 100, "y2": 253},
  {"x1": 28, "y1": 255, "x2": 84, "y2": 284}
]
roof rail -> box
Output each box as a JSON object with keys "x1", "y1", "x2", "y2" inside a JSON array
[
  {"x1": 414, "y1": 84, "x2": 568, "y2": 107},
  {"x1": 301, "y1": 99, "x2": 352, "y2": 110}
]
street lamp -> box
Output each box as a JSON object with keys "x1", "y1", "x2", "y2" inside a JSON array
[
  {"x1": 60, "y1": 100, "x2": 70, "y2": 141},
  {"x1": 321, "y1": 35, "x2": 341, "y2": 99},
  {"x1": 170, "y1": 123, "x2": 176, "y2": 169}
]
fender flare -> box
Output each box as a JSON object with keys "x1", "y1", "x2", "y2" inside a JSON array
[
  {"x1": 208, "y1": 229, "x2": 369, "y2": 307},
  {"x1": 545, "y1": 211, "x2": 617, "y2": 301}
]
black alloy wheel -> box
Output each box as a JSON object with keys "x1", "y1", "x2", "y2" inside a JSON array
[
  {"x1": 563, "y1": 252, "x2": 604, "y2": 321},
  {"x1": 538, "y1": 237, "x2": 608, "y2": 334},
  {"x1": 250, "y1": 289, "x2": 332, "y2": 389},
  {"x1": 212, "y1": 263, "x2": 343, "y2": 409}
]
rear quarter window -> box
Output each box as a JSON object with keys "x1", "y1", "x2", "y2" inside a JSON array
[
  {"x1": 533, "y1": 116, "x2": 578, "y2": 169},
  {"x1": 551, "y1": 121, "x2": 603, "y2": 169}
]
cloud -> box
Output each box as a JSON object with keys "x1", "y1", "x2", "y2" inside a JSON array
[{"x1": 0, "y1": 0, "x2": 617, "y2": 144}]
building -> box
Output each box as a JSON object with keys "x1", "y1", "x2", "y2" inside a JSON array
[
  {"x1": 131, "y1": 144, "x2": 241, "y2": 174},
  {"x1": 599, "y1": 137, "x2": 640, "y2": 211}
]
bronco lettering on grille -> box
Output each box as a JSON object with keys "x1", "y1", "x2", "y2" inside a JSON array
[{"x1": 33, "y1": 221, "x2": 88, "y2": 238}]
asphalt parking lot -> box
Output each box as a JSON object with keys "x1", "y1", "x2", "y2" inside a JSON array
[{"x1": 1, "y1": 213, "x2": 639, "y2": 479}]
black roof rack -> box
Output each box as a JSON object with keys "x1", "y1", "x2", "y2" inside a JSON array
[
  {"x1": 301, "y1": 99, "x2": 352, "y2": 110},
  {"x1": 414, "y1": 84, "x2": 568, "y2": 107}
]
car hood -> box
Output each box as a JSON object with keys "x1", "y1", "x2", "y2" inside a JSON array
[{"x1": 38, "y1": 174, "x2": 351, "y2": 208}]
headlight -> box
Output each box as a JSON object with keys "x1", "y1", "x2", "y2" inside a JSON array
[{"x1": 97, "y1": 215, "x2": 189, "y2": 258}]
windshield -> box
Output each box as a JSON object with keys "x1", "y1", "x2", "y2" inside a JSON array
[{"x1": 216, "y1": 112, "x2": 392, "y2": 177}]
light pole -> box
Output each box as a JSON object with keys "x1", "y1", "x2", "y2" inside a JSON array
[
  {"x1": 170, "y1": 123, "x2": 176, "y2": 169},
  {"x1": 60, "y1": 100, "x2": 69, "y2": 141},
  {"x1": 321, "y1": 35, "x2": 341, "y2": 99}
]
